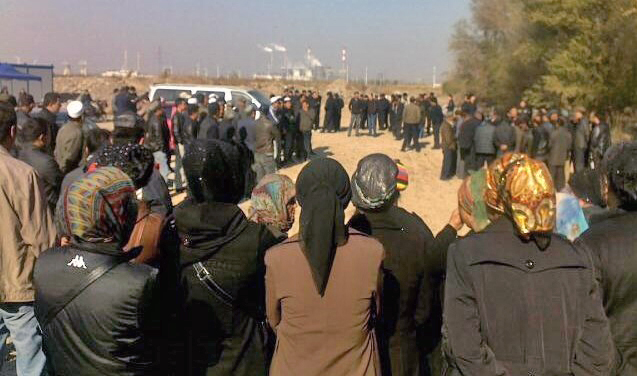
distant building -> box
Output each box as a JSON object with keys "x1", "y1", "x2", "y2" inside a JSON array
[{"x1": 0, "y1": 63, "x2": 54, "y2": 102}]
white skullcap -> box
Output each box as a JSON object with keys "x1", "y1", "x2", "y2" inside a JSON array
[
  {"x1": 67, "y1": 101, "x2": 84, "y2": 119},
  {"x1": 270, "y1": 96, "x2": 281, "y2": 104},
  {"x1": 187, "y1": 97, "x2": 198, "y2": 105}
]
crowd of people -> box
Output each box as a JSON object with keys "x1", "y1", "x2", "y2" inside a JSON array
[{"x1": 0, "y1": 84, "x2": 634, "y2": 376}]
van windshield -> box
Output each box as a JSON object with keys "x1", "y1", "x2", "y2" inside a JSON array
[{"x1": 248, "y1": 90, "x2": 270, "y2": 108}]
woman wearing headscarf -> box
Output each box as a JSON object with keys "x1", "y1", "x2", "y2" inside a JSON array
[
  {"x1": 442, "y1": 153, "x2": 614, "y2": 375},
  {"x1": 250, "y1": 174, "x2": 296, "y2": 240},
  {"x1": 176, "y1": 139, "x2": 280, "y2": 376},
  {"x1": 457, "y1": 168, "x2": 496, "y2": 233},
  {"x1": 34, "y1": 167, "x2": 162, "y2": 376},
  {"x1": 347, "y1": 154, "x2": 460, "y2": 376},
  {"x1": 265, "y1": 158, "x2": 384, "y2": 376}
]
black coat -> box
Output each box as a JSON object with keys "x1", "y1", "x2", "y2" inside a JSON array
[
  {"x1": 34, "y1": 246, "x2": 161, "y2": 376},
  {"x1": 197, "y1": 115, "x2": 220, "y2": 140},
  {"x1": 579, "y1": 212, "x2": 637, "y2": 375},
  {"x1": 34, "y1": 108, "x2": 59, "y2": 155},
  {"x1": 457, "y1": 117, "x2": 481, "y2": 150},
  {"x1": 176, "y1": 200, "x2": 280, "y2": 376},
  {"x1": 349, "y1": 207, "x2": 433, "y2": 376},
  {"x1": 144, "y1": 114, "x2": 170, "y2": 153},
  {"x1": 18, "y1": 144, "x2": 62, "y2": 212},
  {"x1": 443, "y1": 218, "x2": 614, "y2": 375}
]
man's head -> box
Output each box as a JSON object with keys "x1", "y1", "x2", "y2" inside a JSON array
[
  {"x1": 284, "y1": 97, "x2": 292, "y2": 109},
  {"x1": 43, "y1": 92, "x2": 62, "y2": 113},
  {"x1": 575, "y1": 107, "x2": 586, "y2": 121},
  {"x1": 590, "y1": 110, "x2": 604, "y2": 125},
  {"x1": 312, "y1": 91, "x2": 319, "y2": 99},
  {"x1": 0, "y1": 103, "x2": 17, "y2": 149},
  {"x1": 302, "y1": 100, "x2": 309, "y2": 111},
  {"x1": 603, "y1": 142, "x2": 637, "y2": 211},
  {"x1": 508, "y1": 107, "x2": 518, "y2": 120},
  {"x1": 18, "y1": 94, "x2": 35, "y2": 113},
  {"x1": 175, "y1": 98, "x2": 188, "y2": 113},
  {"x1": 353, "y1": 91, "x2": 359, "y2": 99},
  {"x1": 519, "y1": 100, "x2": 527, "y2": 108},
  {"x1": 409, "y1": 96, "x2": 416, "y2": 103},
  {"x1": 18, "y1": 118, "x2": 48, "y2": 149},
  {"x1": 188, "y1": 104, "x2": 199, "y2": 121}
]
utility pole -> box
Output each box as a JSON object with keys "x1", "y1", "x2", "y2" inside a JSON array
[
  {"x1": 136, "y1": 52, "x2": 141, "y2": 73},
  {"x1": 123, "y1": 50, "x2": 128, "y2": 71},
  {"x1": 365, "y1": 67, "x2": 368, "y2": 85},
  {"x1": 216, "y1": 65, "x2": 220, "y2": 78},
  {"x1": 433, "y1": 66, "x2": 437, "y2": 87}
]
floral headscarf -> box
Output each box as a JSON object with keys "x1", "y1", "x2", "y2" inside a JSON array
[
  {"x1": 485, "y1": 153, "x2": 556, "y2": 241},
  {"x1": 58, "y1": 167, "x2": 138, "y2": 248},
  {"x1": 458, "y1": 169, "x2": 494, "y2": 232},
  {"x1": 251, "y1": 174, "x2": 296, "y2": 232}
]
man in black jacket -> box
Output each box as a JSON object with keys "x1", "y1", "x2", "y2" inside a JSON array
[
  {"x1": 18, "y1": 118, "x2": 62, "y2": 212},
  {"x1": 172, "y1": 98, "x2": 188, "y2": 192},
  {"x1": 309, "y1": 91, "x2": 321, "y2": 130},
  {"x1": 34, "y1": 92, "x2": 62, "y2": 155},
  {"x1": 335, "y1": 93, "x2": 344, "y2": 131},
  {"x1": 323, "y1": 92, "x2": 336, "y2": 133},
  {"x1": 348, "y1": 92, "x2": 363, "y2": 137},
  {"x1": 144, "y1": 101, "x2": 171, "y2": 182},
  {"x1": 377, "y1": 93, "x2": 390, "y2": 131},
  {"x1": 429, "y1": 98, "x2": 444, "y2": 149},
  {"x1": 578, "y1": 142, "x2": 637, "y2": 375}
]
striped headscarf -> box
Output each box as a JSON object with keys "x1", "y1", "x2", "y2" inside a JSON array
[
  {"x1": 251, "y1": 174, "x2": 296, "y2": 232},
  {"x1": 58, "y1": 167, "x2": 138, "y2": 247}
]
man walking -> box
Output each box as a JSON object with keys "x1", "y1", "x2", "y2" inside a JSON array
[
  {"x1": 0, "y1": 103, "x2": 57, "y2": 376},
  {"x1": 335, "y1": 93, "x2": 344, "y2": 131},
  {"x1": 298, "y1": 100, "x2": 315, "y2": 161},
  {"x1": 390, "y1": 95, "x2": 404, "y2": 140},
  {"x1": 368, "y1": 94, "x2": 378, "y2": 137},
  {"x1": 144, "y1": 101, "x2": 171, "y2": 182},
  {"x1": 171, "y1": 98, "x2": 188, "y2": 192},
  {"x1": 473, "y1": 113, "x2": 497, "y2": 168},
  {"x1": 401, "y1": 97, "x2": 422, "y2": 152},
  {"x1": 377, "y1": 93, "x2": 390, "y2": 131},
  {"x1": 457, "y1": 110, "x2": 481, "y2": 176},
  {"x1": 440, "y1": 114, "x2": 457, "y2": 180}
]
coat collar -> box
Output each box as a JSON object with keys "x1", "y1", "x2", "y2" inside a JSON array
[{"x1": 464, "y1": 218, "x2": 587, "y2": 273}]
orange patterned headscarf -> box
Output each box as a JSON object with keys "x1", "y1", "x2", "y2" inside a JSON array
[{"x1": 485, "y1": 153, "x2": 556, "y2": 238}]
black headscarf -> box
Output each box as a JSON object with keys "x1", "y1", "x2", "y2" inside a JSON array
[
  {"x1": 569, "y1": 169, "x2": 606, "y2": 207},
  {"x1": 182, "y1": 139, "x2": 245, "y2": 204},
  {"x1": 94, "y1": 143, "x2": 155, "y2": 189},
  {"x1": 296, "y1": 158, "x2": 351, "y2": 296},
  {"x1": 351, "y1": 153, "x2": 399, "y2": 211}
]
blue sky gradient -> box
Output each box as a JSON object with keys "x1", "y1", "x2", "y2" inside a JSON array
[{"x1": 0, "y1": 0, "x2": 470, "y2": 81}]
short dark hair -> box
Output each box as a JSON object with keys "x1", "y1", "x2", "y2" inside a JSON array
[
  {"x1": 18, "y1": 94, "x2": 34, "y2": 107},
  {"x1": 409, "y1": 97, "x2": 416, "y2": 103},
  {"x1": 175, "y1": 98, "x2": 187, "y2": 106},
  {"x1": 42, "y1": 92, "x2": 61, "y2": 107},
  {"x1": 0, "y1": 103, "x2": 17, "y2": 142},
  {"x1": 112, "y1": 126, "x2": 144, "y2": 145},
  {"x1": 188, "y1": 104, "x2": 199, "y2": 115},
  {"x1": 18, "y1": 118, "x2": 47, "y2": 143},
  {"x1": 86, "y1": 128, "x2": 111, "y2": 154}
]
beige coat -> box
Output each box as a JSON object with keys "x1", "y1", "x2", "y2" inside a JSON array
[
  {"x1": 0, "y1": 146, "x2": 57, "y2": 302},
  {"x1": 265, "y1": 230, "x2": 384, "y2": 376}
]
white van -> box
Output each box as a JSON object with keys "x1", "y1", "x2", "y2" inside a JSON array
[{"x1": 148, "y1": 84, "x2": 270, "y2": 109}]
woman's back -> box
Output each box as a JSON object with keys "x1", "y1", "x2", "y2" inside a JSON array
[{"x1": 265, "y1": 230, "x2": 384, "y2": 376}]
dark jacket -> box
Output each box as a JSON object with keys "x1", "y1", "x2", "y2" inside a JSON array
[
  {"x1": 493, "y1": 121, "x2": 516, "y2": 152},
  {"x1": 34, "y1": 108, "x2": 59, "y2": 155},
  {"x1": 589, "y1": 122, "x2": 610, "y2": 169},
  {"x1": 349, "y1": 98, "x2": 364, "y2": 115},
  {"x1": 368, "y1": 99, "x2": 378, "y2": 114},
  {"x1": 182, "y1": 117, "x2": 199, "y2": 145},
  {"x1": 298, "y1": 109, "x2": 315, "y2": 132},
  {"x1": 349, "y1": 207, "x2": 435, "y2": 376},
  {"x1": 279, "y1": 108, "x2": 298, "y2": 134},
  {"x1": 197, "y1": 115, "x2": 220, "y2": 140},
  {"x1": 378, "y1": 98, "x2": 391, "y2": 115},
  {"x1": 390, "y1": 102, "x2": 404, "y2": 125},
  {"x1": 531, "y1": 124, "x2": 551, "y2": 161},
  {"x1": 176, "y1": 200, "x2": 280, "y2": 376},
  {"x1": 441, "y1": 121, "x2": 457, "y2": 151},
  {"x1": 473, "y1": 121, "x2": 496, "y2": 155},
  {"x1": 579, "y1": 212, "x2": 637, "y2": 375},
  {"x1": 145, "y1": 113, "x2": 170, "y2": 153},
  {"x1": 457, "y1": 117, "x2": 481, "y2": 150},
  {"x1": 549, "y1": 126, "x2": 573, "y2": 166},
  {"x1": 18, "y1": 144, "x2": 62, "y2": 212},
  {"x1": 443, "y1": 218, "x2": 614, "y2": 375},
  {"x1": 255, "y1": 116, "x2": 280, "y2": 155},
  {"x1": 34, "y1": 246, "x2": 160, "y2": 376},
  {"x1": 172, "y1": 112, "x2": 186, "y2": 145},
  {"x1": 430, "y1": 104, "x2": 444, "y2": 125}
]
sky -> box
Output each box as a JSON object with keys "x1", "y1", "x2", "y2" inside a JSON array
[{"x1": 0, "y1": 0, "x2": 471, "y2": 82}]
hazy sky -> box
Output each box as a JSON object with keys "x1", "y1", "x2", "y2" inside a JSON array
[{"x1": 0, "y1": 0, "x2": 470, "y2": 82}]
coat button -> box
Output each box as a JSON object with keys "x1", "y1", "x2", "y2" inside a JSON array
[{"x1": 525, "y1": 260, "x2": 535, "y2": 269}]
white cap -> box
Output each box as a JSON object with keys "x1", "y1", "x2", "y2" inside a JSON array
[
  {"x1": 187, "y1": 97, "x2": 198, "y2": 105},
  {"x1": 283, "y1": 96, "x2": 291, "y2": 102},
  {"x1": 178, "y1": 92, "x2": 191, "y2": 99},
  {"x1": 270, "y1": 96, "x2": 281, "y2": 104},
  {"x1": 67, "y1": 101, "x2": 84, "y2": 119},
  {"x1": 208, "y1": 93, "x2": 218, "y2": 102}
]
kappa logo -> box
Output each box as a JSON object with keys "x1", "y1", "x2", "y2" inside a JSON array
[{"x1": 67, "y1": 255, "x2": 87, "y2": 269}]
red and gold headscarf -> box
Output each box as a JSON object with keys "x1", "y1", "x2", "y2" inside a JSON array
[{"x1": 485, "y1": 153, "x2": 556, "y2": 238}]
